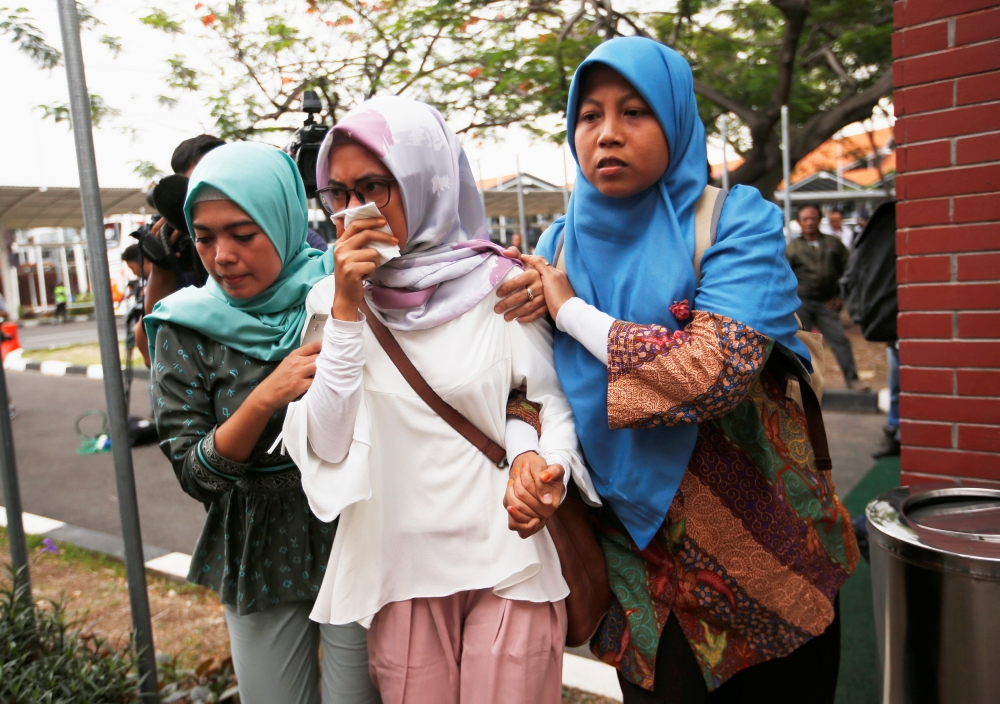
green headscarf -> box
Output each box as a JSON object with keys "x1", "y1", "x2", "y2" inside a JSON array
[{"x1": 144, "y1": 142, "x2": 333, "y2": 363}]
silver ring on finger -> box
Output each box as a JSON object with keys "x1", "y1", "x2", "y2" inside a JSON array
[{"x1": 526, "y1": 287, "x2": 535, "y2": 301}]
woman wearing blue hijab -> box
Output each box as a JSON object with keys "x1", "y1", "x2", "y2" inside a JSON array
[
  {"x1": 144, "y1": 143, "x2": 380, "y2": 704},
  {"x1": 524, "y1": 38, "x2": 858, "y2": 702}
]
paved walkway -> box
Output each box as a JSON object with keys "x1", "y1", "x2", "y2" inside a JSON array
[{"x1": 17, "y1": 318, "x2": 124, "y2": 350}]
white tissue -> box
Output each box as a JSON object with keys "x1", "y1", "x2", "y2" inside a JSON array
[{"x1": 334, "y1": 202, "x2": 401, "y2": 266}]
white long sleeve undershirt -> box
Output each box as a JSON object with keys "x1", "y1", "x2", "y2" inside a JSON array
[
  {"x1": 555, "y1": 297, "x2": 616, "y2": 367},
  {"x1": 305, "y1": 313, "x2": 541, "y2": 467}
]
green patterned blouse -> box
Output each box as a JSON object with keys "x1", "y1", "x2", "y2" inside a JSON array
[{"x1": 151, "y1": 322, "x2": 334, "y2": 615}]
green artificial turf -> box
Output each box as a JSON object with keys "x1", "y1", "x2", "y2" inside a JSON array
[{"x1": 835, "y1": 455, "x2": 901, "y2": 704}]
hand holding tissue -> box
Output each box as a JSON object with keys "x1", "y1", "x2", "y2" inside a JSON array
[{"x1": 334, "y1": 202, "x2": 401, "y2": 266}]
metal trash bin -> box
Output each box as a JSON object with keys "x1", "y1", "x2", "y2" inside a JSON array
[{"x1": 867, "y1": 485, "x2": 1000, "y2": 703}]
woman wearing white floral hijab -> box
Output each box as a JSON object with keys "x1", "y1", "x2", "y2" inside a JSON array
[{"x1": 282, "y1": 96, "x2": 596, "y2": 704}]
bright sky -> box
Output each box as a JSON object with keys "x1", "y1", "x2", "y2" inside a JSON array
[
  {"x1": 1, "y1": 1, "x2": 577, "y2": 190},
  {"x1": 2, "y1": 2, "x2": 890, "y2": 191}
]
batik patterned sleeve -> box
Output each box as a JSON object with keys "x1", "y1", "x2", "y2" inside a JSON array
[
  {"x1": 151, "y1": 324, "x2": 245, "y2": 502},
  {"x1": 607, "y1": 311, "x2": 771, "y2": 429},
  {"x1": 506, "y1": 386, "x2": 542, "y2": 436}
]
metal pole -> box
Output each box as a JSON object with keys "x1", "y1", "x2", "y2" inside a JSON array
[
  {"x1": 720, "y1": 115, "x2": 730, "y2": 191},
  {"x1": 780, "y1": 105, "x2": 792, "y2": 233},
  {"x1": 56, "y1": 2, "x2": 158, "y2": 699},
  {"x1": 477, "y1": 159, "x2": 487, "y2": 214},
  {"x1": 515, "y1": 156, "x2": 527, "y2": 253},
  {"x1": 561, "y1": 145, "x2": 570, "y2": 213},
  {"x1": 837, "y1": 138, "x2": 843, "y2": 192},
  {"x1": 0, "y1": 359, "x2": 30, "y2": 601}
]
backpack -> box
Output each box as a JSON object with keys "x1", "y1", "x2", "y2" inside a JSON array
[
  {"x1": 841, "y1": 200, "x2": 898, "y2": 342},
  {"x1": 552, "y1": 185, "x2": 825, "y2": 402}
]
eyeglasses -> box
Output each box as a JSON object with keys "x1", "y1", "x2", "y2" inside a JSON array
[{"x1": 316, "y1": 178, "x2": 396, "y2": 215}]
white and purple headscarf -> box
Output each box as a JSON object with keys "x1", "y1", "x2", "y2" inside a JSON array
[{"x1": 316, "y1": 95, "x2": 520, "y2": 331}]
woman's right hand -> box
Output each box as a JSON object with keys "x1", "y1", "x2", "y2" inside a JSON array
[
  {"x1": 519, "y1": 254, "x2": 577, "y2": 320},
  {"x1": 332, "y1": 216, "x2": 398, "y2": 321},
  {"x1": 250, "y1": 340, "x2": 322, "y2": 412}
]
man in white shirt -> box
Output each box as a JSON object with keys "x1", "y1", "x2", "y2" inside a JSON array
[{"x1": 822, "y1": 208, "x2": 855, "y2": 250}]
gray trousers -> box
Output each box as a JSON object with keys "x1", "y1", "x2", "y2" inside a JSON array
[
  {"x1": 797, "y1": 298, "x2": 858, "y2": 383},
  {"x1": 225, "y1": 602, "x2": 382, "y2": 704}
]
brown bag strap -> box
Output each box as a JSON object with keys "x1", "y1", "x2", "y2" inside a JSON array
[
  {"x1": 769, "y1": 350, "x2": 832, "y2": 472},
  {"x1": 798, "y1": 376, "x2": 832, "y2": 472},
  {"x1": 359, "y1": 300, "x2": 509, "y2": 468}
]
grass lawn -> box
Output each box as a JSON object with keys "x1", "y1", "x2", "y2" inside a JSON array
[
  {"x1": 21, "y1": 342, "x2": 142, "y2": 368},
  {"x1": 835, "y1": 455, "x2": 901, "y2": 704},
  {"x1": 1, "y1": 527, "x2": 616, "y2": 703}
]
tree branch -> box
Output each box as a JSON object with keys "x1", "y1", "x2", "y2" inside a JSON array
[
  {"x1": 558, "y1": 0, "x2": 587, "y2": 42},
  {"x1": 763, "y1": 0, "x2": 809, "y2": 119},
  {"x1": 789, "y1": 69, "x2": 893, "y2": 163},
  {"x1": 804, "y1": 44, "x2": 858, "y2": 91},
  {"x1": 693, "y1": 79, "x2": 762, "y2": 129}
]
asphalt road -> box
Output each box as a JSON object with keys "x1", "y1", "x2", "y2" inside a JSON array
[
  {"x1": 0, "y1": 370, "x2": 888, "y2": 559},
  {"x1": 2, "y1": 370, "x2": 204, "y2": 554},
  {"x1": 18, "y1": 318, "x2": 125, "y2": 350}
]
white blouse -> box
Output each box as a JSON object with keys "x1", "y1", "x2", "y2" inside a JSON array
[{"x1": 282, "y1": 274, "x2": 599, "y2": 627}]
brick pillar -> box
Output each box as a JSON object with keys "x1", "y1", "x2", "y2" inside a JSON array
[{"x1": 893, "y1": 0, "x2": 1000, "y2": 485}]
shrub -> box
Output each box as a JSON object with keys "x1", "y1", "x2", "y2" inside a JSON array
[{"x1": 0, "y1": 566, "x2": 142, "y2": 703}]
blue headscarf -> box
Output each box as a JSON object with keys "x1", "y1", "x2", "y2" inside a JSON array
[
  {"x1": 536, "y1": 37, "x2": 809, "y2": 549},
  {"x1": 145, "y1": 142, "x2": 334, "y2": 363}
]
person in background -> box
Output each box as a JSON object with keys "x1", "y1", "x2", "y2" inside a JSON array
[
  {"x1": 306, "y1": 227, "x2": 329, "y2": 252},
  {"x1": 875, "y1": 342, "x2": 901, "y2": 457},
  {"x1": 121, "y1": 243, "x2": 152, "y2": 280},
  {"x1": 52, "y1": 284, "x2": 68, "y2": 323},
  {"x1": 787, "y1": 204, "x2": 866, "y2": 390},
  {"x1": 821, "y1": 208, "x2": 854, "y2": 250},
  {"x1": 510, "y1": 231, "x2": 524, "y2": 253},
  {"x1": 134, "y1": 135, "x2": 226, "y2": 366}
]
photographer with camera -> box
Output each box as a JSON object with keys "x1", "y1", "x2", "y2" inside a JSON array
[{"x1": 132, "y1": 135, "x2": 225, "y2": 366}]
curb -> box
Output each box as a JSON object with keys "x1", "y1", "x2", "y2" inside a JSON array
[
  {"x1": 3, "y1": 349, "x2": 149, "y2": 380},
  {"x1": 0, "y1": 506, "x2": 189, "y2": 582},
  {"x1": 821, "y1": 388, "x2": 880, "y2": 413},
  {"x1": 17, "y1": 314, "x2": 98, "y2": 328},
  {"x1": 0, "y1": 505, "x2": 623, "y2": 700}
]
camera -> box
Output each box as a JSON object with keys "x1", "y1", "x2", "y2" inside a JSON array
[
  {"x1": 285, "y1": 90, "x2": 330, "y2": 199},
  {"x1": 129, "y1": 175, "x2": 208, "y2": 286}
]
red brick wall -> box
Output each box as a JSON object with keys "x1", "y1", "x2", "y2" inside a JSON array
[{"x1": 893, "y1": 0, "x2": 1000, "y2": 485}]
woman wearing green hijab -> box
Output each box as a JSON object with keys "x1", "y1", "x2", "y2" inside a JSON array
[{"x1": 144, "y1": 142, "x2": 382, "y2": 704}]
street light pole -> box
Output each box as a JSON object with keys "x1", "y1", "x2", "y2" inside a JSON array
[
  {"x1": 720, "y1": 114, "x2": 730, "y2": 191},
  {"x1": 781, "y1": 105, "x2": 792, "y2": 234},
  {"x1": 0, "y1": 359, "x2": 30, "y2": 602},
  {"x1": 56, "y1": 2, "x2": 158, "y2": 700},
  {"x1": 515, "y1": 155, "x2": 527, "y2": 253}
]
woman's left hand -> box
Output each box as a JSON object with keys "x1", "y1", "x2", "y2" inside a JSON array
[
  {"x1": 519, "y1": 254, "x2": 576, "y2": 320},
  {"x1": 495, "y1": 248, "x2": 547, "y2": 322},
  {"x1": 504, "y1": 452, "x2": 565, "y2": 539}
]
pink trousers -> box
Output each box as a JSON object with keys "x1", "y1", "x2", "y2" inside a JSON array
[{"x1": 367, "y1": 589, "x2": 567, "y2": 704}]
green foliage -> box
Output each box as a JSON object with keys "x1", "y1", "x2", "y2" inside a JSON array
[
  {"x1": 156, "y1": 653, "x2": 240, "y2": 703},
  {"x1": 131, "y1": 160, "x2": 164, "y2": 180},
  {"x1": 99, "y1": 34, "x2": 123, "y2": 57},
  {"x1": 143, "y1": 0, "x2": 597, "y2": 140},
  {"x1": 165, "y1": 54, "x2": 200, "y2": 92},
  {"x1": 140, "y1": 1, "x2": 891, "y2": 188},
  {"x1": 0, "y1": 6, "x2": 62, "y2": 68},
  {"x1": 139, "y1": 7, "x2": 184, "y2": 34},
  {"x1": 0, "y1": 566, "x2": 142, "y2": 703},
  {"x1": 36, "y1": 94, "x2": 121, "y2": 128}
]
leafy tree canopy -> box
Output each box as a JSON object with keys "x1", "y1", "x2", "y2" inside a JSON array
[
  {"x1": 1, "y1": 3, "x2": 124, "y2": 128},
  {"x1": 143, "y1": 0, "x2": 892, "y2": 192}
]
